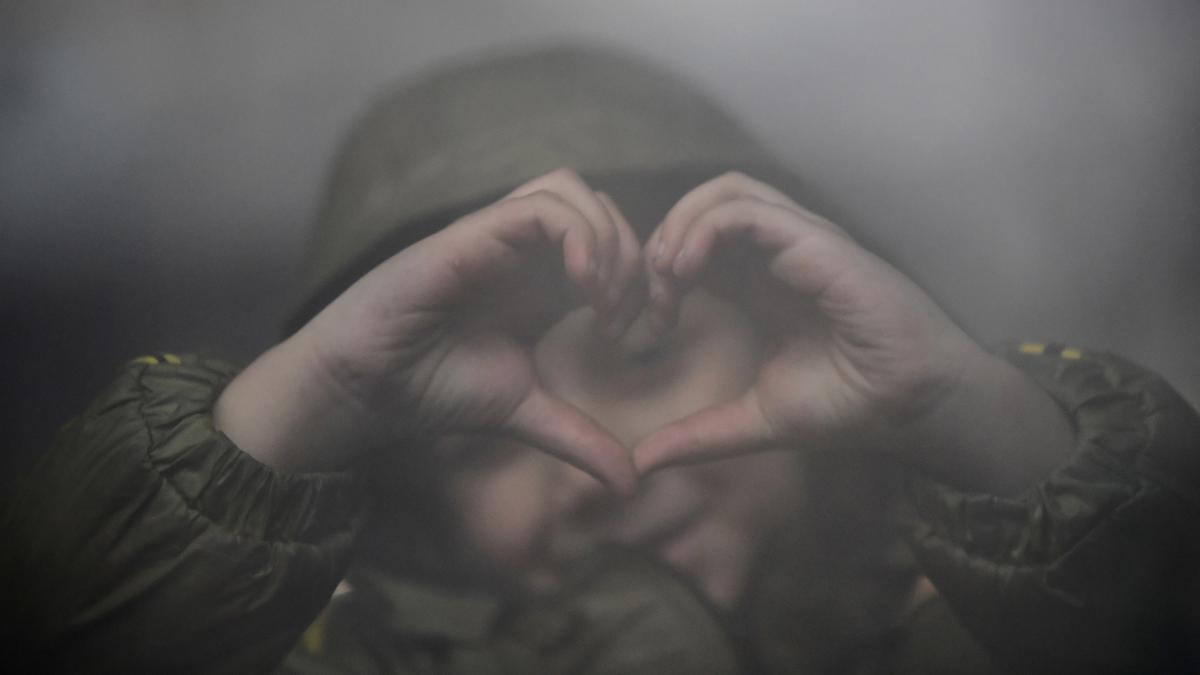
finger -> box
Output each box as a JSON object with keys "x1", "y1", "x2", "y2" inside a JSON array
[
  {"x1": 640, "y1": 229, "x2": 683, "y2": 334},
  {"x1": 654, "y1": 171, "x2": 847, "y2": 275},
  {"x1": 647, "y1": 171, "x2": 822, "y2": 332},
  {"x1": 596, "y1": 191, "x2": 640, "y2": 307},
  {"x1": 668, "y1": 198, "x2": 857, "y2": 301},
  {"x1": 447, "y1": 190, "x2": 601, "y2": 293},
  {"x1": 508, "y1": 169, "x2": 620, "y2": 307},
  {"x1": 633, "y1": 390, "x2": 776, "y2": 473},
  {"x1": 595, "y1": 192, "x2": 646, "y2": 337},
  {"x1": 715, "y1": 172, "x2": 850, "y2": 238},
  {"x1": 648, "y1": 270, "x2": 684, "y2": 335},
  {"x1": 506, "y1": 387, "x2": 637, "y2": 494},
  {"x1": 603, "y1": 274, "x2": 649, "y2": 341}
]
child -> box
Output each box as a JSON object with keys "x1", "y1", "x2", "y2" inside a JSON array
[{"x1": 6, "y1": 46, "x2": 1198, "y2": 673}]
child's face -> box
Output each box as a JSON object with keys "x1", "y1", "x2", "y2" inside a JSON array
[{"x1": 440, "y1": 290, "x2": 805, "y2": 607}]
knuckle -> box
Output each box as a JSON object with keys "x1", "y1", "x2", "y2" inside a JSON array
[
  {"x1": 726, "y1": 170, "x2": 772, "y2": 196},
  {"x1": 720, "y1": 169, "x2": 752, "y2": 186},
  {"x1": 520, "y1": 189, "x2": 562, "y2": 210},
  {"x1": 549, "y1": 166, "x2": 584, "y2": 185},
  {"x1": 716, "y1": 196, "x2": 760, "y2": 222},
  {"x1": 502, "y1": 192, "x2": 540, "y2": 219},
  {"x1": 505, "y1": 190, "x2": 564, "y2": 223}
]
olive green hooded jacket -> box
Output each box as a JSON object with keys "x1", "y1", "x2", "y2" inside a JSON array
[{"x1": 5, "y1": 47, "x2": 1199, "y2": 674}]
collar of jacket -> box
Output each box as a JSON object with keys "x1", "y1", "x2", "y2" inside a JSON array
[
  {"x1": 345, "y1": 547, "x2": 747, "y2": 673},
  {"x1": 350, "y1": 562, "x2": 503, "y2": 643}
]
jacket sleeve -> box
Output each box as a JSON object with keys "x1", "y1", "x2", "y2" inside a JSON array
[
  {"x1": 902, "y1": 344, "x2": 1200, "y2": 673},
  {"x1": 2, "y1": 354, "x2": 366, "y2": 674}
]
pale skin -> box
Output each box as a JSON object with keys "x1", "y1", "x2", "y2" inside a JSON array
[
  {"x1": 214, "y1": 168, "x2": 1074, "y2": 603},
  {"x1": 635, "y1": 172, "x2": 1073, "y2": 492}
]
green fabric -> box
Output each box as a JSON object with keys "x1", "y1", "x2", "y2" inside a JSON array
[
  {"x1": 5, "y1": 347, "x2": 1199, "y2": 672},
  {"x1": 3, "y1": 355, "x2": 366, "y2": 674},
  {"x1": 301, "y1": 46, "x2": 789, "y2": 320},
  {"x1": 354, "y1": 564, "x2": 500, "y2": 642},
  {"x1": 283, "y1": 549, "x2": 743, "y2": 674},
  {"x1": 904, "y1": 345, "x2": 1200, "y2": 671},
  {"x1": 8, "y1": 45, "x2": 1197, "y2": 674},
  {"x1": 888, "y1": 597, "x2": 1003, "y2": 674}
]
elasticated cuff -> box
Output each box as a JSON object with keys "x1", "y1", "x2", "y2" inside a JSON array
[
  {"x1": 99, "y1": 353, "x2": 365, "y2": 545},
  {"x1": 906, "y1": 344, "x2": 1199, "y2": 567},
  {"x1": 901, "y1": 344, "x2": 1200, "y2": 671}
]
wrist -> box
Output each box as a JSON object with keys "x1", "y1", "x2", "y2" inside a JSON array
[
  {"x1": 214, "y1": 333, "x2": 376, "y2": 472},
  {"x1": 891, "y1": 347, "x2": 1074, "y2": 496}
]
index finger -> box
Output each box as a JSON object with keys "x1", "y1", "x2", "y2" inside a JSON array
[
  {"x1": 633, "y1": 389, "x2": 776, "y2": 473},
  {"x1": 506, "y1": 386, "x2": 637, "y2": 494},
  {"x1": 507, "y1": 169, "x2": 622, "y2": 311},
  {"x1": 653, "y1": 171, "x2": 848, "y2": 275}
]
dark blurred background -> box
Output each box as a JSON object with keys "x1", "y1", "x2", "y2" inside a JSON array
[{"x1": 3, "y1": 1, "x2": 1199, "y2": 474}]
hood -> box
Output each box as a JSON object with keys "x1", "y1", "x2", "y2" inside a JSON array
[{"x1": 291, "y1": 44, "x2": 791, "y2": 331}]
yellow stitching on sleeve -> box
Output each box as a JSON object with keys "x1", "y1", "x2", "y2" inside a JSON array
[
  {"x1": 162, "y1": 353, "x2": 182, "y2": 365},
  {"x1": 130, "y1": 356, "x2": 159, "y2": 365},
  {"x1": 301, "y1": 610, "x2": 328, "y2": 655},
  {"x1": 1018, "y1": 343, "x2": 1045, "y2": 355},
  {"x1": 1060, "y1": 347, "x2": 1083, "y2": 360}
]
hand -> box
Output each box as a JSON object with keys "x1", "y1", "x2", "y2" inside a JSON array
[
  {"x1": 217, "y1": 169, "x2": 643, "y2": 491},
  {"x1": 633, "y1": 172, "x2": 991, "y2": 471}
]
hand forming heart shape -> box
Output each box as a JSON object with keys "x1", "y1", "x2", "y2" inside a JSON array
[{"x1": 292, "y1": 169, "x2": 985, "y2": 493}]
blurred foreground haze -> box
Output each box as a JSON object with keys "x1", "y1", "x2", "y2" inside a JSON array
[{"x1": 2, "y1": 1, "x2": 1199, "y2": 465}]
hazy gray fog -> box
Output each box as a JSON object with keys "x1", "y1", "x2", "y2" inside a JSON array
[{"x1": 3, "y1": 1, "x2": 1198, "y2": 460}]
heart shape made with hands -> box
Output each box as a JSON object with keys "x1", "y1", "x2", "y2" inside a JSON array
[
  {"x1": 288, "y1": 166, "x2": 964, "y2": 494},
  {"x1": 440, "y1": 170, "x2": 966, "y2": 497},
  {"x1": 228, "y1": 168, "x2": 973, "y2": 493}
]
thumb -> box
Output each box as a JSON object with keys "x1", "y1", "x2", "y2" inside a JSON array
[
  {"x1": 633, "y1": 391, "x2": 777, "y2": 473},
  {"x1": 505, "y1": 387, "x2": 637, "y2": 495}
]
